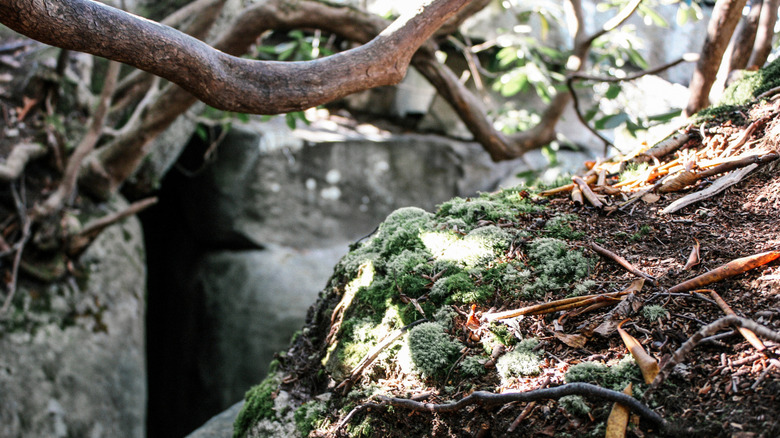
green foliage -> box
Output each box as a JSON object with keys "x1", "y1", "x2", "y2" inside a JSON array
[
  {"x1": 430, "y1": 272, "x2": 474, "y2": 303},
  {"x1": 559, "y1": 395, "x2": 591, "y2": 416},
  {"x1": 294, "y1": 401, "x2": 328, "y2": 437},
  {"x1": 233, "y1": 373, "x2": 282, "y2": 438},
  {"x1": 570, "y1": 279, "x2": 596, "y2": 297},
  {"x1": 460, "y1": 355, "x2": 488, "y2": 377},
  {"x1": 488, "y1": 323, "x2": 517, "y2": 346},
  {"x1": 642, "y1": 304, "x2": 668, "y2": 322},
  {"x1": 521, "y1": 238, "x2": 593, "y2": 298},
  {"x1": 564, "y1": 357, "x2": 642, "y2": 391},
  {"x1": 408, "y1": 322, "x2": 463, "y2": 379},
  {"x1": 496, "y1": 339, "x2": 542, "y2": 380},
  {"x1": 545, "y1": 214, "x2": 584, "y2": 240}
]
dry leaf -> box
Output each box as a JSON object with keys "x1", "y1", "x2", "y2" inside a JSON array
[
  {"x1": 553, "y1": 331, "x2": 587, "y2": 349},
  {"x1": 605, "y1": 383, "x2": 633, "y2": 438},
  {"x1": 591, "y1": 280, "x2": 645, "y2": 336},
  {"x1": 641, "y1": 193, "x2": 660, "y2": 204},
  {"x1": 617, "y1": 320, "x2": 659, "y2": 384},
  {"x1": 683, "y1": 238, "x2": 700, "y2": 270}
]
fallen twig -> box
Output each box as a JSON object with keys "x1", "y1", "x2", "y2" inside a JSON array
[
  {"x1": 648, "y1": 315, "x2": 780, "y2": 393},
  {"x1": 572, "y1": 176, "x2": 603, "y2": 208},
  {"x1": 705, "y1": 289, "x2": 766, "y2": 351},
  {"x1": 590, "y1": 242, "x2": 656, "y2": 284},
  {"x1": 376, "y1": 382, "x2": 666, "y2": 429},
  {"x1": 483, "y1": 290, "x2": 628, "y2": 323},
  {"x1": 667, "y1": 250, "x2": 780, "y2": 293},
  {"x1": 337, "y1": 318, "x2": 427, "y2": 392},
  {"x1": 660, "y1": 164, "x2": 758, "y2": 214}
]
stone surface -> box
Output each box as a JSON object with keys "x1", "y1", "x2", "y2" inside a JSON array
[
  {"x1": 185, "y1": 402, "x2": 243, "y2": 438},
  {"x1": 0, "y1": 197, "x2": 146, "y2": 438},
  {"x1": 178, "y1": 116, "x2": 522, "y2": 249},
  {"x1": 191, "y1": 246, "x2": 348, "y2": 408}
]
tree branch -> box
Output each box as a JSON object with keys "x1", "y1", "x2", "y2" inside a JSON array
[
  {"x1": 376, "y1": 382, "x2": 666, "y2": 429},
  {"x1": 0, "y1": 0, "x2": 471, "y2": 114}
]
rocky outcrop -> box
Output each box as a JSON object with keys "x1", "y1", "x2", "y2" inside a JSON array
[{"x1": 0, "y1": 197, "x2": 146, "y2": 438}]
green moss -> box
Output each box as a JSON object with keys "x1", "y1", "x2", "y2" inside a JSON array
[
  {"x1": 460, "y1": 355, "x2": 488, "y2": 377},
  {"x1": 435, "y1": 189, "x2": 541, "y2": 230},
  {"x1": 488, "y1": 323, "x2": 516, "y2": 346},
  {"x1": 545, "y1": 214, "x2": 584, "y2": 240},
  {"x1": 564, "y1": 357, "x2": 642, "y2": 391},
  {"x1": 233, "y1": 372, "x2": 283, "y2": 438},
  {"x1": 294, "y1": 401, "x2": 328, "y2": 437},
  {"x1": 559, "y1": 395, "x2": 591, "y2": 416},
  {"x1": 430, "y1": 272, "x2": 472, "y2": 302},
  {"x1": 408, "y1": 322, "x2": 463, "y2": 379},
  {"x1": 521, "y1": 238, "x2": 593, "y2": 298},
  {"x1": 642, "y1": 304, "x2": 669, "y2": 322}
]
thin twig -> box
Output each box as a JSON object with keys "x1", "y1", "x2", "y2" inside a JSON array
[
  {"x1": 1, "y1": 182, "x2": 31, "y2": 314},
  {"x1": 66, "y1": 196, "x2": 158, "y2": 256},
  {"x1": 648, "y1": 315, "x2": 780, "y2": 394},
  {"x1": 483, "y1": 290, "x2": 628, "y2": 322},
  {"x1": 36, "y1": 60, "x2": 122, "y2": 217},
  {"x1": 507, "y1": 376, "x2": 550, "y2": 432},
  {"x1": 706, "y1": 289, "x2": 766, "y2": 351},
  {"x1": 377, "y1": 382, "x2": 666, "y2": 429},
  {"x1": 590, "y1": 242, "x2": 656, "y2": 284}
]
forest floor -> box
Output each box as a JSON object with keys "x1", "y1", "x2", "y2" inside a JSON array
[{"x1": 273, "y1": 95, "x2": 780, "y2": 438}]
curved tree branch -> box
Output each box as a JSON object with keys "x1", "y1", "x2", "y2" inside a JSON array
[
  {"x1": 377, "y1": 382, "x2": 666, "y2": 429},
  {"x1": 0, "y1": 0, "x2": 471, "y2": 114}
]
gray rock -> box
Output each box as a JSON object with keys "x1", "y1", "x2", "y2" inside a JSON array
[
  {"x1": 179, "y1": 117, "x2": 521, "y2": 249},
  {"x1": 186, "y1": 401, "x2": 243, "y2": 438},
  {"x1": 191, "y1": 245, "x2": 348, "y2": 408},
  {"x1": 0, "y1": 196, "x2": 146, "y2": 438}
]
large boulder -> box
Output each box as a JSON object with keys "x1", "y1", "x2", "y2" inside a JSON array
[{"x1": 0, "y1": 197, "x2": 146, "y2": 438}]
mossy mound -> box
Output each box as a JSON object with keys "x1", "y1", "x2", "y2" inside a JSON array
[{"x1": 233, "y1": 186, "x2": 608, "y2": 437}]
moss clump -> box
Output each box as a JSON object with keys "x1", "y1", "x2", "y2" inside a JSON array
[
  {"x1": 488, "y1": 323, "x2": 516, "y2": 346},
  {"x1": 496, "y1": 338, "x2": 542, "y2": 381},
  {"x1": 429, "y1": 272, "x2": 474, "y2": 303},
  {"x1": 460, "y1": 355, "x2": 488, "y2": 377},
  {"x1": 408, "y1": 322, "x2": 463, "y2": 379},
  {"x1": 559, "y1": 395, "x2": 591, "y2": 416},
  {"x1": 435, "y1": 189, "x2": 541, "y2": 230},
  {"x1": 233, "y1": 372, "x2": 283, "y2": 438},
  {"x1": 564, "y1": 357, "x2": 642, "y2": 391},
  {"x1": 642, "y1": 304, "x2": 668, "y2": 322},
  {"x1": 521, "y1": 238, "x2": 593, "y2": 298},
  {"x1": 544, "y1": 213, "x2": 584, "y2": 240},
  {"x1": 294, "y1": 401, "x2": 328, "y2": 437}
]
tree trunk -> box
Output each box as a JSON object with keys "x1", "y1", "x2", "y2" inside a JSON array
[
  {"x1": 748, "y1": 0, "x2": 780, "y2": 68},
  {"x1": 685, "y1": 0, "x2": 748, "y2": 116},
  {"x1": 728, "y1": 0, "x2": 763, "y2": 73}
]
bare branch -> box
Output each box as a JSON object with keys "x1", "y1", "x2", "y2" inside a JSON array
[
  {"x1": 0, "y1": 182, "x2": 31, "y2": 314},
  {"x1": 36, "y1": 61, "x2": 122, "y2": 217},
  {"x1": 0, "y1": 143, "x2": 47, "y2": 181},
  {"x1": 0, "y1": 0, "x2": 472, "y2": 115},
  {"x1": 377, "y1": 382, "x2": 666, "y2": 429},
  {"x1": 649, "y1": 315, "x2": 780, "y2": 392},
  {"x1": 66, "y1": 197, "x2": 158, "y2": 256}
]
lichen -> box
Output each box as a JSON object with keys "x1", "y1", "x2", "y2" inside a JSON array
[{"x1": 496, "y1": 341, "x2": 542, "y2": 381}]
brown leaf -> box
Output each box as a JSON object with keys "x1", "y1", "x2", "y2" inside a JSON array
[
  {"x1": 683, "y1": 238, "x2": 700, "y2": 270},
  {"x1": 641, "y1": 192, "x2": 660, "y2": 204},
  {"x1": 618, "y1": 320, "x2": 659, "y2": 384},
  {"x1": 553, "y1": 331, "x2": 587, "y2": 349},
  {"x1": 605, "y1": 383, "x2": 633, "y2": 438}
]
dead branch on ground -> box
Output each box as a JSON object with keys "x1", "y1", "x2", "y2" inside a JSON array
[
  {"x1": 590, "y1": 242, "x2": 657, "y2": 284},
  {"x1": 648, "y1": 315, "x2": 780, "y2": 392}
]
